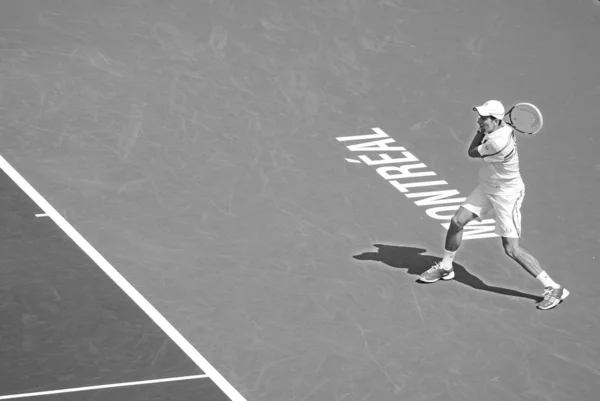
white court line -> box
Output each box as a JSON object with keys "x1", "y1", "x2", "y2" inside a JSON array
[
  {"x1": 35, "y1": 213, "x2": 48, "y2": 217},
  {"x1": 0, "y1": 375, "x2": 208, "y2": 400},
  {"x1": 0, "y1": 155, "x2": 248, "y2": 401}
]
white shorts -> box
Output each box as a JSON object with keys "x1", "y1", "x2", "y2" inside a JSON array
[{"x1": 462, "y1": 185, "x2": 525, "y2": 238}]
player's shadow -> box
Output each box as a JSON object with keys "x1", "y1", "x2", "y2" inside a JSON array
[{"x1": 354, "y1": 244, "x2": 542, "y2": 302}]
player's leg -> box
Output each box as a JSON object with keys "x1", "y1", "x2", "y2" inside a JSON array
[
  {"x1": 492, "y1": 190, "x2": 569, "y2": 310},
  {"x1": 501, "y1": 236, "x2": 569, "y2": 310},
  {"x1": 444, "y1": 206, "x2": 479, "y2": 252},
  {"x1": 418, "y1": 186, "x2": 489, "y2": 283},
  {"x1": 501, "y1": 237, "x2": 543, "y2": 277},
  {"x1": 444, "y1": 185, "x2": 492, "y2": 262}
]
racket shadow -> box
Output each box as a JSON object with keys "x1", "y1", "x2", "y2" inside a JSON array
[{"x1": 353, "y1": 244, "x2": 542, "y2": 302}]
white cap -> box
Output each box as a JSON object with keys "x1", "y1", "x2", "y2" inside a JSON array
[{"x1": 473, "y1": 100, "x2": 505, "y2": 120}]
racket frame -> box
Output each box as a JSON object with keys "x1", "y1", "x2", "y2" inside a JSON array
[{"x1": 504, "y1": 102, "x2": 544, "y2": 135}]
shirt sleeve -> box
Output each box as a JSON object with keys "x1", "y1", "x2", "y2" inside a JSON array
[{"x1": 477, "y1": 139, "x2": 501, "y2": 156}]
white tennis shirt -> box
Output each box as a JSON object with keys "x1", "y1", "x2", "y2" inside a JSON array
[{"x1": 477, "y1": 124, "x2": 524, "y2": 194}]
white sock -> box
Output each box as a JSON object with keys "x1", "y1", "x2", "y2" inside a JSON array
[
  {"x1": 441, "y1": 250, "x2": 456, "y2": 270},
  {"x1": 536, "y1": 271, "x2": 560, "y2": 289}
]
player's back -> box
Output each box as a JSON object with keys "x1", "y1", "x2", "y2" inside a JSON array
[{"x1": 478, "y1": 124, "x2": 524, "y2": 194}]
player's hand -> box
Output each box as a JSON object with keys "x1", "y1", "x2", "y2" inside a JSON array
[{"x1": 474, "y1": 127, "x2": 486, "y2": 145}]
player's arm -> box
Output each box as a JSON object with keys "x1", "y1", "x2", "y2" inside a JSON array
[
  {"x1": 467, "y1": 129, "x2": 486, "y2": 158},
  {"x1": 470, "y1": 135, "x2": 502, "y2": 159}
]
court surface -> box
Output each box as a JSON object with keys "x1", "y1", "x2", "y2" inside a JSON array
[{"x1": 1, "y1": 0, "x2": 599, "y2": 400}]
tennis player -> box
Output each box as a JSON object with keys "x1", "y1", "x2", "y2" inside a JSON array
[{"x1": 419, "y1": 100, "x2": 569, "y2": 310}]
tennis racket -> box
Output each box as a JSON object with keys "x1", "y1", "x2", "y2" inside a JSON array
[{"x1": 503, "y1": 102, "x2": 544, "y2": 135}]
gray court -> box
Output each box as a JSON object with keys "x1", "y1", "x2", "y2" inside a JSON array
[{"x1": 1, "y1": 1, "x2": 599, "y2": 400}]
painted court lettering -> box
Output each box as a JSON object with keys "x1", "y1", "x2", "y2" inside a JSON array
[
  {"x1": 346, "y1": 138, "x2": 406, "y2": 152},
  {"x1": 358, "y1": 152, "x2": 418, "y2": 166},
  {"x1": 390, "y1": 180, "x2": 448, "y2": 194},
  {"x1": 377, "y1": 163, "x2": 437, "y2": 180},
  {"x1": 406, "y1": 190, "x2": 467, "y2": 207},
  {"x1": 337, "y1": 128, "x2": 498, "y2": 241},
  {"x1": 425, "y1": 205, "x2": 462, "y2": 220}
]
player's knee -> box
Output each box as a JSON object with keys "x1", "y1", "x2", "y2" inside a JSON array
[
  {"x1": 503, "y1": 242, "x2": 520, "y2": 259},
  {"x1": 450, "y1": 214, "x2": 467, "y2": 230}
]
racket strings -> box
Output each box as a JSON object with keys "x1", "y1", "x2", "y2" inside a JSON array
[
  {"x1": 516, "y1": 110, "x2": 540, "y2": 129},
  {"x1": 507, "y1": 103, "x2": 543, "y2": 135}
]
